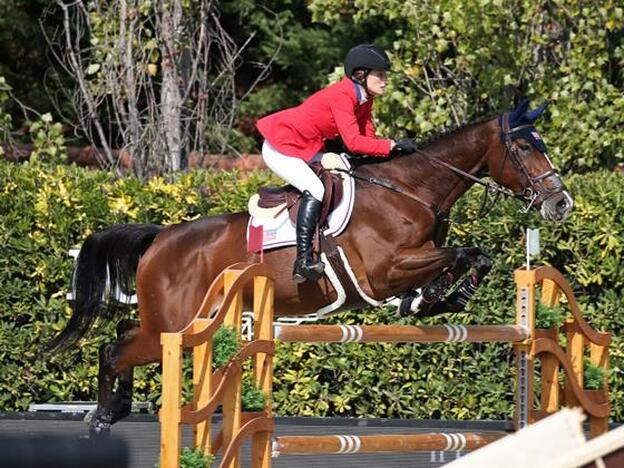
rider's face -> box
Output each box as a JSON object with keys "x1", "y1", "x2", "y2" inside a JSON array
[{"x1": 366, "y1": 70, "x2": 388, "y2": 96}]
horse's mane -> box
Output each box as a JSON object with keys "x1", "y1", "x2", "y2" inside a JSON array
[{"x1": 352, "y1": 114, "x2": 497, "y2": 168}]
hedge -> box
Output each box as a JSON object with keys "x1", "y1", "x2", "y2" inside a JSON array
[{"x1": 0, "y1": 158, "x2": 623, "y2": 423}]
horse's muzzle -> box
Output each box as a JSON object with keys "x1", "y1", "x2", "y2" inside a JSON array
[{"x1": 540, "y1": 190, "x2": 574, "y2": 222}]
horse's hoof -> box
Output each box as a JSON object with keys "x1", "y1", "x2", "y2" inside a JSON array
[
  {"x1": 89, "y1": 421, "x2": 112, "y2": 438},
  {"x1": 398, "y1": 290, "x2": 422, "y2": 316},
  {"x1": 83, "y1": 407, "x2": 96, "y2": 424}
]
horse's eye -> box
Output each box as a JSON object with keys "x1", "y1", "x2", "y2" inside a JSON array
[{"x1": 520, "y1": 143, "x2": 532, "y2": 152}]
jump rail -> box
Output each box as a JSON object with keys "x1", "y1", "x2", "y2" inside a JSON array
[
  {"x1": 159, "y1": 264, "x2": 611, "y2": 468},
  {"x1": 272, "y1": 432, "x2": 504, "y2": 456},
  {"x1": 274, "y1": 324, "x2": 529, "y2": 343}
]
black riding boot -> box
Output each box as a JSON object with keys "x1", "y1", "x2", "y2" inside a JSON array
[{"x1": 293, "y1": 191, "x2": 325, "y2": 283}]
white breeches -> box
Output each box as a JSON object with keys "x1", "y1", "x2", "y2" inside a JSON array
[{"x1": 262, "y1": 140, "x2": 325, "y2": 202}]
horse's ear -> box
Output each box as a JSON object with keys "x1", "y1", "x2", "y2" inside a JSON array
[
  {"x1": 524, "y1": 101, "x2": 549, "y2": 123},
  {"x1": 509, "y1": 99, "x2": 530, "y2": 126}
]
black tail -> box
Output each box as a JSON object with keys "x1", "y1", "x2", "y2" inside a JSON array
[{"x1": 46, "y1": 223, "x2": 163, "y2": 353}]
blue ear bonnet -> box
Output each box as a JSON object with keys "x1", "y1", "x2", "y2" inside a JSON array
[
  {"x1": 503, "y1": 99, "x2": 549, "y2": 153},
  {"x1": 508, "y1": 126, "x2": 547, "y2": 153}
]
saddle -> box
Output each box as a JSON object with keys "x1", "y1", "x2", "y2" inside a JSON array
[{"x1": 249, "y1": 153, "x2": 346, "y2": 226}]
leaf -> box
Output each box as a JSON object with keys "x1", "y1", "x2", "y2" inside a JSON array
[{"x1": 86, "y1": 63, "x2": 100, "y2": 75}]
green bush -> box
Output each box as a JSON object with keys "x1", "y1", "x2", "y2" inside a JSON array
[
  {"x1": 155, "y1": 447, "x2": 214, "y2": 468},
  {"x1": 536, "y1": 302, "x2": 563, "y2": 329},
  {"x1": 0, "y1": 159, "x2": 275, "y2": 410},
  {"x1": 1, "y1": 159, "x2": 623, "y2": 424},
  {"x1": 212, "y1": 326, "x2": 240, "y2": 369},
  {"x1": 584, "y1": 360, "x2": 607, "y2": 391},
  {"x1": 210, "y1": 326, "x2": 267, "y2": 412},
  {"x1": 273, "y1": 170, "x2": 624, "y2": 421}
]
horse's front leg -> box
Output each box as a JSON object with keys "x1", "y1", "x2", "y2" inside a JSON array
[
  {"x1": 387, "y1": 246, "x2": 491, "y2": 318},
  {"x1": 437, "y1": 247, "x2": 492, "y2": 313},
  {"x1": 413, "y1": 247, "x2": 492, "y2": 317},
  {"x1": 386, "y1": 245, "x2": 461, "y2": 315}
]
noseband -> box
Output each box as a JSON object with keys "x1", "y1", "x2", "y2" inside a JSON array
[{"x1": 500, "y1": 113, "x2": 566, "y2": 212}]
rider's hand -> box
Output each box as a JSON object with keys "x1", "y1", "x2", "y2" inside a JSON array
[{"x1": 391, "y1": 139, "x2": 418, "y2": 156}]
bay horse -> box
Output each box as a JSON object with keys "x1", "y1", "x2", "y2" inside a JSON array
[{"x1": 47, "y1": 100, "x2": 573, "y2": 436}]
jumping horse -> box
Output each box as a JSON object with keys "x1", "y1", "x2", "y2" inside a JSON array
[{"x1": 47, "y1": 99, "x2": 573, "y2": 436}]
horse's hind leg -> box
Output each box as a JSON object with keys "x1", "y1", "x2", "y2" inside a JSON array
[
  {"x1": 90, "y1": 342, "x2": 118, "y2": 437},
  {"x1": 90, "y1": 319, "x2": 155, "y2": 437},
  {"x1": 110, "y1": 320, "x2": 139, "y2": 424}
]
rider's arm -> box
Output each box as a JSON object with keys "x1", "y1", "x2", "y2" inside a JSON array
[{"x1": 329, "y1": 92, "x2": 392, "y2": 157}]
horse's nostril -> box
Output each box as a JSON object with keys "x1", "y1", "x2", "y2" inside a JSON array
[{"x1": 552, "y1": 193, "x2": 574, "y2": 220}]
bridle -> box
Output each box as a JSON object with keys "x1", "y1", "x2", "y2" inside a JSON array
[
  {"x1": 338, "y1": 112, "x2": 567, "y2": 217},
  {"x1": 498, "y1": 112, "x2": 567, "y2": 213}
]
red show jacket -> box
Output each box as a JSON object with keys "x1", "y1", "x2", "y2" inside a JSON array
[{"x1": 256, "y1": 76, "x2": 392, "y2": 161}]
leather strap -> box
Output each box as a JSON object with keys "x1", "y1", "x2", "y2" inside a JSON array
[{"x1": 320, "y1": 233, "x2": 367, "y2": 309}]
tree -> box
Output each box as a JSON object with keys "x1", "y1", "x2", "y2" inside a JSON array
[{"x1": 41, "y1": 0, "x2": 273, "y2": 177}]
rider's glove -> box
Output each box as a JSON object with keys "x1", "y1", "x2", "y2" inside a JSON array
[{"x1": 391, "y1": 139, "x2": 418, "y2": 156}]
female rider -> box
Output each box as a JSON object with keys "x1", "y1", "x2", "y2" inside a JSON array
[{"x1": 256, "y1": 44, "x2": 417, "y2": 283}]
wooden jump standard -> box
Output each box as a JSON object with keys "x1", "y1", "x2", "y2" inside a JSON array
[{"x1": 159, "y1": 264, "x2": 611, "y2": 468}]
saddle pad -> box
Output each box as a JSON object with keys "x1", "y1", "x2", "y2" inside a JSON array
[{"x1": 246, "y1": 153, "x2": 355, "y2": 250}]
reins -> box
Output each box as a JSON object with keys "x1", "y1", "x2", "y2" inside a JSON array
[
  {"x1": 334, "y1": 113, "x2": 554, "y2": 224},
  {"x1": 332, "y1": 167, "x2": 435, "y2": 210},
  {"x1": 426, "y1": 156, "x2": 517, "y2": 199}
]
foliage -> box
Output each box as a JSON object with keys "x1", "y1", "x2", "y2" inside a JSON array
[
  {"x1": 27, "y1": 113, "x2": 66, "y2": 165},
  {"x1": 273, "y1": 169, "x2": 624, "y2": 421},
  {"x1": 0, "y1": 1, "x2": 60, "y2": 125},
  {"x1": 241, "y1": 380, "x2": 267, "y2": 412},
  {"x1": 211, "y1": 326, "x2": 267, "y2": 411},
  {"x1": 225, "y1": 0, "x2": 383, "y2": 119},
  {"x1": 1, "y1": 158, "x2": 623, "y2": 423},
  {"x1": 584, "y1": 359, "x2": 607, "y2": 391},
  {"x1": 0, "y1": 76, "x2": 12, "y2": 150},
  {"x1": 155, "y1": 447, "x2": 214, "y2": 468},
  {"x1": 3, "y1": 0, "x2": 622, "y2": 176},
  {"x1": 535, "y1": 302, "x2": 563, "y2": 329},
  {"x1": 307, "y1": 0, "x2": 624, "y2": 173},
  {"x1": 39, "y1": 0, "x2": 267, "y2": 175},
  {"x1": 0, "y1": 159, "x2": 274, "y2": 411},
  {"x1": 212, "y1": 326, "x2": 240, "y2": 369}
]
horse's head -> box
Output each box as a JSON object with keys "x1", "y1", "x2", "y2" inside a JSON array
[{"x1": 485, "y1": 99, "x2": 573, "y2": 221}]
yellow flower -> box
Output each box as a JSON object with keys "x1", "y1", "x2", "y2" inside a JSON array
[
  {"x1": 148, "y1": 176, "x2": 167, "y2": 192},
  {"x1": 109, "y1": 194, "x2": 138, "y2": 219}
]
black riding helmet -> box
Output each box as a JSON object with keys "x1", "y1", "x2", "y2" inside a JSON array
[{"x1": 344, "y1": 44, "x2": 391, "y2": 78}]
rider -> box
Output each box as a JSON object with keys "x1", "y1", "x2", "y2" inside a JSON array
[{"x1": 256, "y1": 44, "x2": 418, "y2": 283}]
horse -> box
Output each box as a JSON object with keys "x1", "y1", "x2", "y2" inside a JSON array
[{"x1": 46, "y1": 99, "x2": 573, "y2": 436}]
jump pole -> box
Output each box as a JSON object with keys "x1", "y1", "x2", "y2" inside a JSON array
[
  {"x1": 274, "y1": 324, "x2": 529, "y2": 344},
  {"x1": 271, "y1": 432, "x2": 504, "y2": 456}
]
